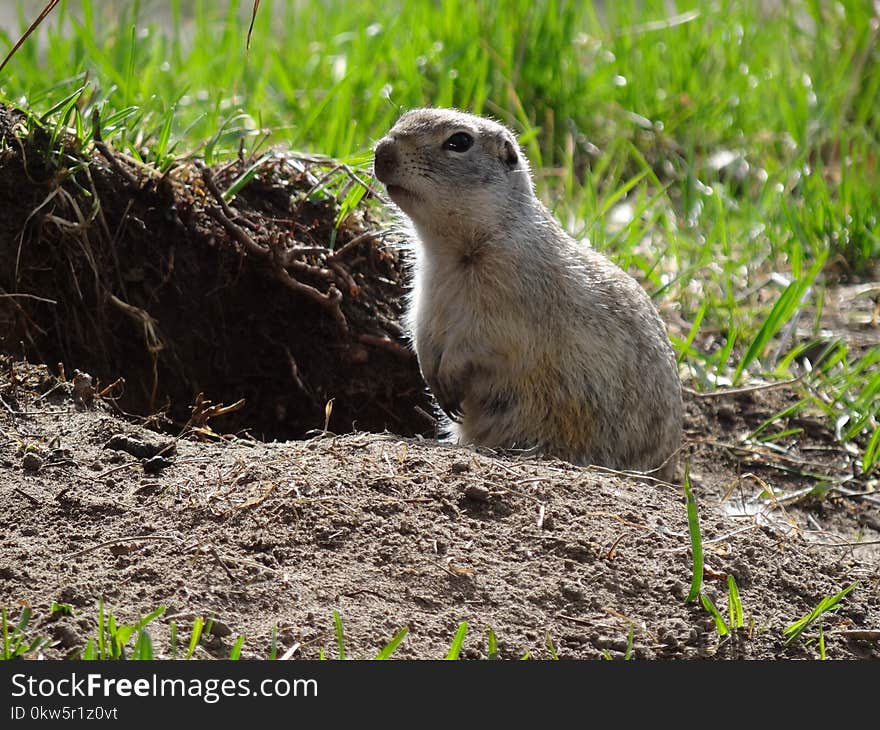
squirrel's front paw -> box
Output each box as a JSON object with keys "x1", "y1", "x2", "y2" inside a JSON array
[{"x1": 424, "y1": 369, "x2": 466, "y2": 423}]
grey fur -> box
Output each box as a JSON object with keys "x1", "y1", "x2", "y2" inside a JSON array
[{"x1": 374, "y1": 108, "x2": 682, "y2": 479}]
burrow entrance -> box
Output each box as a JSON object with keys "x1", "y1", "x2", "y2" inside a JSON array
[{"x1": 0, "y1": 105, "x2": 435, "y2": 440}]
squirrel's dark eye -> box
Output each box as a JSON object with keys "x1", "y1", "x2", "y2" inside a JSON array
[{"x1": 443, "y1": 132, "x2": 474, "y2": 152}]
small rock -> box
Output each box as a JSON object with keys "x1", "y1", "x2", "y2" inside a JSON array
[
  {"x1": 105, "y1": 433, "x2": 174, "y2": 459},
  {"x1": 398, "y1": 517, "x2": 417, "y2": 535},
  {"x1": 109, "y1": 543, "x2": 136, "y2": 557},
  {"x1": 564, "y1": 542, "x2": 593, "y2": 563},
  {"x1": 71, "y1": 370, "x2": 95, "y2": 407},
  {"x1": 22, "y1": 452, "x2": 43, "y2": 472},
  {"x1": 464, "y1": 484, "x2": 490, "y2": 502},
  {"x1": 560, "y1": 581, "x2": 585, "y2": 602},
  {"x1": 48, "y1": 447, "x2": 72, "y2": 461},
  {"x1": 105, "y1": 434, "x2": 148, "y2": 457},
  {"x1": 729, "y1": 558, "x2": 753, "y2": 589},
  {"x1": 52, "y1": 622, "x2": 84, "y2": 649},
  {"x1": 592, "y1": 635, "x2": 626, "y2": 651},
  {"x1": 57, "y1": 585, "x2": 88, "y2": 606},
  {"x1": 143, "y1": 455, "x2": 171, "y2": 474},
  {"x1": 207, "y1": 619, "x2": 233, "y2": 638},
  {"x1": 845, "y1": 604, "x2": 867, "y2": 623},
  {"x1": 450, "y1": 460, "x2": 471, "y2": 474}
]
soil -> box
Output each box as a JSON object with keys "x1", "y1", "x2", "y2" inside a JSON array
[
  {"x1": 1, "y1": 357, "x2": 878, "y2": 660},
  {"x1": 0, "y1": 103, "x2": 878, "y2": 660}
]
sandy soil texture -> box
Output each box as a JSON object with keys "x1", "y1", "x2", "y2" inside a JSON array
[{"x1": 1, "y1": 358, "x2": 877, "y2": 660}]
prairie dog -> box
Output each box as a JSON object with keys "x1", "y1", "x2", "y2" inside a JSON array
[{"x1": 373, "y1": 108, "x2": 682, "y2": 479}]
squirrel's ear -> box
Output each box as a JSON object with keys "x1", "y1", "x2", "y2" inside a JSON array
[{"x1": 502, "y1": 139, "x2": 519, "y2": 169}]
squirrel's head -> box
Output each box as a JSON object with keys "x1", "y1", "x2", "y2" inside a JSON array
[{"x1": 373, "y1": 108, "x2": 534, "y2": 234}]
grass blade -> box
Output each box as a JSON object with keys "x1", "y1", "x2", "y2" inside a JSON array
[
  {"x1": 546, "y1": 632, "x2": 560, "y2": 660},
  {"x1": 134, "y1": 605, "x2": 166, "y2": 631},
  {"x1": 334, "y1": 180, "x2": 367, "y2": 227},
  {"x1": 223, "y1": 153, "x2": 272, "y2": 202},
  {"x1": 81, "y1": 639, "x2": 96, "y2": 660},
  {"x1": 733, "y1": 255, "x2": 825, "y2": 383},
  {"x1": 332, "y1": 610, "x2": 345, "y2": 660},
  {"x1": 624, "y1": 627, "x2": 635, "y2": 660},
  {"x1": 39, "y1": 82, "x2": 88, "y2": 124},
  {"x1": 784, "y1": 582, "x2": 857, "y2": 647},
  {"x1": 113, "y1": 624, "x2": 135, "y2": 658},
  {"x1": 486, "y1": 627, "x2": 499, "y2": 660},
  {"x1": 727, "y1": 575, "x2": 744, "y2": 629},
  {"x1": 229, "y1": 635, "x2": 245, "y2": 660},
  {"x1": 185, "y1": 617, "x2": 204, "y2": 660},
  {"x1": 676, "y1": 301, "x2": 706, "y2": 364},
  {"x1": 683, "y1": 464, "x2": 703, "y2": 603},
  {"x1": 374, "y1": 626, "x2": 409, "y2": 660},
  {"x1": 132, "y1": 630, "x2": 154, "y2": 660},
  {"x1": 445, "y1": 621, "x2": 468, "y2": 660},
  {"x1": 13, "y1": 607, "x2": 31, "y2": 643},
  {"x1": 700, "y1": 594, "x2": 730, "y2": 637},
  {"x1": 862, "y1": 425, "x2": 880, "y2": 474}
]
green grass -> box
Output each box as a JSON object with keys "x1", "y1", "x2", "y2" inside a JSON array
[
  {"x1": 699, "y1": 576, "x2": 746, "y2": 639},
  {"x1": 182, "y1": 616, "x2": 204, "y2": 660},
  {"x1": 332, "y1": 609, "x2": 346, "y2": 660},
  {"x1": 2, "y1": 594, "x2": 861, "y2": 659},
  {"x1": 373, "y1": 626, "x2": 409, "y2": 660},
  {"x1": 686, "y1": 473, "x2": 748, "y2": 641},
  {"x1": 486, "y1": 626, "x2": 499, "y2": 660},
  {"x1": 1, "y1": 606, "x2": 51, "y2": 659},
  {"x1": 683, "y1": 464, "x2": 703, "y2": 603},
  {"x1": 1, "y1": 0, "x2": 876, "y2": 468},
  {"x1": 727, "y1": 575, "x2": 744, "y2": 632},
  {"x1": 783, "y1": 581, "x2": 857, "y2": 648},
  {"x1": 2, "y1": 602, "x2": 477, "y2": 660},
  {"x1": 444, "y1": 621, "x2": 468, "y2": 660},
  {"x1": 300, "y1": 616, "x2": 514, "y2": 659},
  {"x1": 80, "y1": 598, "x2": 166, "y2": 660},
  {"x1": 700, "y1": 593, "x2": 730, "y2": 638}
]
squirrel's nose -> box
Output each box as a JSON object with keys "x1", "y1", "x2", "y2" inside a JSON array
[{"x1": 373, "y1": 139, "x2": 399, "y2": 182}]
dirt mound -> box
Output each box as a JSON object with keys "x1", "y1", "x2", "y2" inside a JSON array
[
  {"x1": 1, "y1": 358, "x2": 878, "y2": 659},
  {"x1": 0, "y1": 104, "x2": 433, "y2": 441}
]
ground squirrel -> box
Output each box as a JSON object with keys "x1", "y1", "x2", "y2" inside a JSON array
[{"x1": 373, "y1": 108, "x2": 682, "y2": 479}]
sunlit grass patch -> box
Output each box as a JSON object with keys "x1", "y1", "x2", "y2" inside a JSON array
[
  {"x1": 1, "y1": 606, "x2": 51, "y2": 660},
  {"x1": 0, "y1": 0, "x2": 877, "y2": 465}
]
